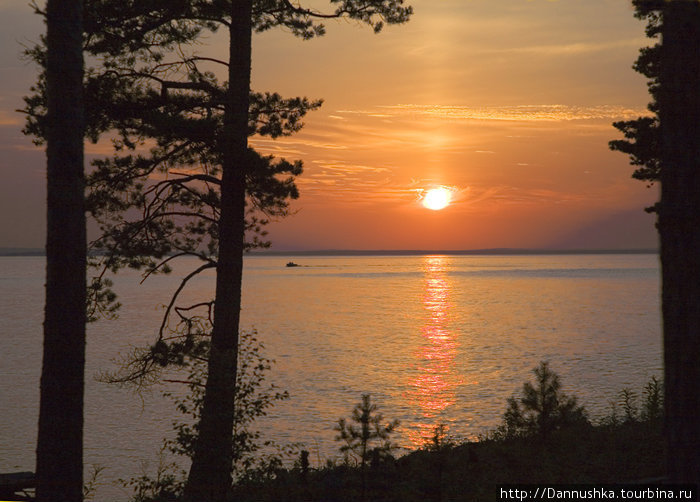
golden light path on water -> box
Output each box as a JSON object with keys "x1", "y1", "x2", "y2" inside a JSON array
[{"x1": 406, "y1": 256, "x2": 463, "y2": 447}]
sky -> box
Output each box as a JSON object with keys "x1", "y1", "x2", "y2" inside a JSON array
[{"x1": 0, "y1": 0, "x2": 659, "y2": 251}]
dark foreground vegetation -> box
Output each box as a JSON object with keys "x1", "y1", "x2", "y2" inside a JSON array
[
  {"x1": 230, "y1": 420, "x2": 663, "y2": 502},
  {"x1": 123, "y1": 363, "x2": 664, "y2": 502}
]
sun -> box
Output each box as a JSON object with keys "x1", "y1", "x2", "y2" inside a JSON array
[{"x1": 422, "y1": 187, "x2": 452, "y2": 210}]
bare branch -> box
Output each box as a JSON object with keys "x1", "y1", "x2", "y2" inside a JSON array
[
  {"x1": 175, "y1": 301, "x2": 215, "y2": 325},
  {"x1": 163, "y1": 379, "x2": 206, "y2": 386},
  {"x1": 169, "y1": 172, "x2": 222, "y2": 185},
  {"x1": 158, "y1": 262, "x2": 217, "y2": 340},
  {"x1": 183, "y1": 56, "x2": 229, "y2": 67},
  {"x1": 140, "y1": 251, "x2": 198, "y2": 284}
]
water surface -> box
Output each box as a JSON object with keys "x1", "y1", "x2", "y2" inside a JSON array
[{"x1": 0, "y1": 254, "x2": 661, "y2": 500}]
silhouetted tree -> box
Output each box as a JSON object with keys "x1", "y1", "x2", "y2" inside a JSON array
[
  {"x1": 614, "y1": 1, "x2": 700, "y2": 485},
  {"x1": 657, "y1": 0, "x2": 700, "y2": 486},
  {"x1": 499, "y1": 362, "x2": 587, "y2": 439},
  {"x1": 26, "y1": 6, "x2": 320, "y2": 501},
  {"x1": 609, "y1": 0, "x2": 662, "y2": 213},
  {"x1": 121, "y1": 330, "x2": 291, "y2": 502},
  {"x1": 183, "y1": 2, "x2": 253, "y2": 499},
  {"x1": 25, "y1": 3, "x2": 412, "y2": 500},
  {"x1": 335, "y1": 394, "x2": 400, "y2": 502},
  {"x1": 35, "y1": 0, "x2": 86, "y2": 501},
  {"x1": 176, "y1": 3, "x2": 412, "y2": 500}
]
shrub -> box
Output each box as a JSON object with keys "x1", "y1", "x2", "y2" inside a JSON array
[
  {"x1": 497, "y1": 361, "x2": 588, "y2": 439},
  {"x1": 335, "y1": 394, "x2": 400, "y2": 501},
  {"x1": 124, "y1": 330, "x2": 293, "y2": 501}
]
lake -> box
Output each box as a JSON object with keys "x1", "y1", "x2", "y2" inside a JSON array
[{"x1": 0, "y1": 253, "x2": 662, "y2": 500}]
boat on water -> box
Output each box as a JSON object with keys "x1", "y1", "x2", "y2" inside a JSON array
[{"x1": 286, "y1": 261, "x2": 300, "y2": 267}]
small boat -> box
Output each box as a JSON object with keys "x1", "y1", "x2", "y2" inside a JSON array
[{"x1": 286, "y1": 261, "x2": 300, "y2": 267}]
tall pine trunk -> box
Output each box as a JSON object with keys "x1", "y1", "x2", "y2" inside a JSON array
[
  {"x1": 184, "y1": 1, "x2": 252, "y2": 500},
  {"x1": 36, "y1": 0, "x2": 86, "y2": 501},
  {"x1": 658, "y1": 0, "x2": 700, "y2": 486}
]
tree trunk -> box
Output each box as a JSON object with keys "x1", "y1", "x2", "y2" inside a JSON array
[
  {"x1": 36, "y1": 0, "x2": 86, "y2": 501},
  {"x1": 658, "y1": 0, "x2": 700, "y2": 486},
  {"x1": 184, "y1": 1, "x2": 252, "y2": 500}
]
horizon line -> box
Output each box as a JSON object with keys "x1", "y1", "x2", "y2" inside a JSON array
[
  {"x1": 249, "y1": 248, "x2": 658, "y2": 256},
  {"x1": 0, "y1": 247, "x2": 659, "y2": 257}
]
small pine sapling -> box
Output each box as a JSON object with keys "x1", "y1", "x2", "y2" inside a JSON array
[
  {"x1": 335, "y1": 394, "x2": 399, "y2": 501},
  {"x1": 498, "y1": 362, "x2": 588, "y2": 439}
]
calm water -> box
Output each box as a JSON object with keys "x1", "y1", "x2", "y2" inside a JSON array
[{"x1": 0, "y1": 254, "x2": 661, "y2": 500}]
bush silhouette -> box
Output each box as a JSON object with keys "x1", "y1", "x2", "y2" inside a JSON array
[
  {"x1": 335, "y1": 394, "x2": 399, "y2": 500},
  {"x1": 498, "y1": 361, "x2": 588, "y2": 439}
]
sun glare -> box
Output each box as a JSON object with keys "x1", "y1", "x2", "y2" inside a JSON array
[{"x1": 422, "y1": 187, "x2": 452, "y2": 210}]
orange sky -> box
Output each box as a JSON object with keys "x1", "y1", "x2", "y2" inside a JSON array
[{"x1": 0, "y1": 0, "x2": 659, "y2": 250}]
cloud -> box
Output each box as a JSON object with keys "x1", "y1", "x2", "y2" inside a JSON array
[
  {"x1": 492, "y1": 38, "x2": 645, "y2": 57},
  {"x1": 250, "y1": 100, "x2": 648, "y2": 214},
  {"x1": 297, "y1": 159, "x2": 399, "y2": 204},
  {"x1": 460, "y1": 185, "x2": 587, "y2": 208},
  {"x1": 336, "y1": 104, "x2": 651, "y2": 123},
  {"x1": 376, "y1": 104, "x2": 651, "y2": 122},
  {"x1": 311, "y1": 160, "x2": 392, "y2": 174},
  {"x1": 0, "y1": 110, "x2": 21, "y2": 126},
  {"x1": 250, "y1": 136, "x2": 348, "y2": 152}
]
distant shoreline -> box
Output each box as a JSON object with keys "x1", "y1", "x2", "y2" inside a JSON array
[
  {"x1": 0, "y1": 248, "x2": 46, "y2": 256},
  {"x1": 249, "y1": 248, "x2": 659, "y2": 256},
  {"x1": 0, "y1": 248, "x2": 659, "y2": 257}
]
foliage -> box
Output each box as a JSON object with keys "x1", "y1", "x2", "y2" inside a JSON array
[
  {"x1": 609, "y1": 1, "x2": 663, "y2": 213},
  {"x1": 599, "y1": 376, "x2": 664, "y2": 427},
  {"x1": 83, "y1": 464, "x2": 106, "y2": 501},
  {"x1": 21, "y1": 0, "x2": 325, "y2": 328},
  {"x1": 167, "y1": 330, "x2": 292, "y2": 480},
  {"x1": 24, "y1": 2, "x2": 413, "y2": 498},
  {"x1": 496, "y1": 362, "x2": 588, "y2": 439},
  {"x1": 22, "y1": 0, "x2": 415, "y2": 356},
  {"x1": 121, "y1": 330, "x2": 293, "y2": 502},
  {"x1": 620, "y1": 388, "x2": 639, "y2": 423},
  {"x1": 335, "y1": 394, "x2": 400, "y2": 501},
  {"x1": 424, "y1": 423, "x2": 454, "y2": 452},
  {"x1": 227, "y1": 376, "x2": 665, "y2": 502},
  {"x1": 121, "y1": 445, "x2": 186, "y2": 502},
  {"x1": 177, "y1": 369, "x2": 666, "y2": 502},
  {"x1": 335, "y1": 394, "x2": 400, "y2": 468},
  {"x1": 640, "y1": 375, "x2": 663, "y2": 422}
]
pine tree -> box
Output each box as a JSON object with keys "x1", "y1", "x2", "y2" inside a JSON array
[
  {"x1": 657, "y1": 0, "x2": 700, "y2": 485},
  {"x1": 336, "y1": 394, "x2": 399, "y2": 501},
  {"x1": 612, "y1": 1, "x2": 700, "y2": 485},
  {"x1": 25, "y1": 3, "x2": 412, "y2": 500},
  {"x1": 36, "y1": 0, "x2": 86, "y2": 500},
  {"x1": 499, "y1": 362, "x2": 587, "y2": 439}
]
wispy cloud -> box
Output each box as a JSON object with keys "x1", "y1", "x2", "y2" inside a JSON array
[
  {"x1": 311, "y1": 159, "x2": 392, "y2": 174},
  {"x1": 248, "y1": 103, "x2": 643, "y2": 212},
  {"x1": 0, "y1": 111, "x2": 21, "y2": 126},
  {"x1": 368, "y1": 104, "x2": 651, "y2": 122},
  {"x1": 457, "y1": 185, "x2": 587, "y2": 208},
  {"x1": 494, "y1": 38, "x2": 646, "y2": 57},
  {"x1": 296, "y1": 158, "x2": 400, "y2": 204},
  {"x1": 250, "y1": 137, "x2": 347, "y2": 152}
]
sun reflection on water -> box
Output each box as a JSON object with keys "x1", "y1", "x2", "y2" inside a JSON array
[{"x1": 407, "y1": 256, "x2": 462, "y2": 447}]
